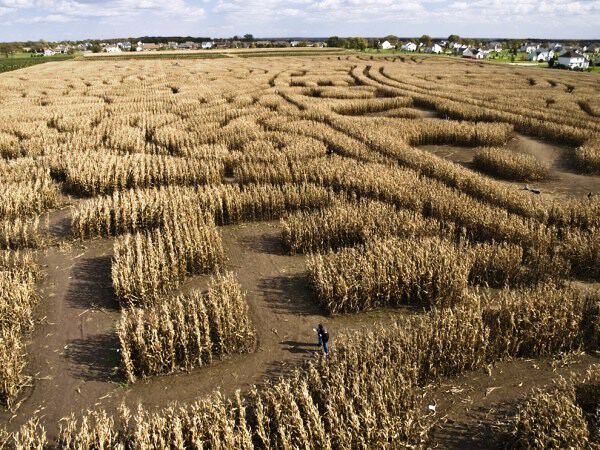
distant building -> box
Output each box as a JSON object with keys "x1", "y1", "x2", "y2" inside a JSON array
[
  {"x1": 462, "y1": 48, "x2": 485, "y2": 59},
  {"x1": 43, "y1": 48, "x2": 56, "y2": 57},
  {"x1": 528, "y1": 49, "x2": 554, "y2": 62},
  {"x1": 105, "y1": 45, "x2": 122, "y2": 53},
  {"x1": 557, "y1": 50, "x2": 589, "y2": 69},
  {"x1": 201, "y1": 41, "x2": 214, "y2": 49},
  {"x1": 290, "y1": 41, "x2": 301, "y2": 47},
  {"x1": 380, "y1": 40, "x2": 395, "y2": 50},
  {"x1": 425, "y1": 43, "x2": 443, "y2": 54},
  {"x1": 140, "y1": 42, "x2": 161, "y2": 51},
  {"x1": 401, "y1": 42, "x2": 417, "y2": 52}
]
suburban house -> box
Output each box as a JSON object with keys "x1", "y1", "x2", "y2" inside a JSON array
[
  {"x1": 43, "y1": 48, "x2": 56, "y2": 56},
  {"x1": 120, "y1": 42, "x2": 132, "y2": 51},
  {"x1": 178, "y1": 42, "x2": 198, "y2": 50},
  {"x1": 520, "y1": 44, "x2": 538, "y2": 53},
  {"x1": 201, "y1": 41, "x2": 214, "y2": 49},
  {"x1": 425, "y1": 43, "x2": 443, "y2": 54},
  {"x1": 105, "y1": 45, "x2": 122, "y2": 53},
  {"x1": 401, "y1": 42, "x2": 417, "y2": 52},
  {"x1": 487, "y1": 41, "x2": 503, "y2": 52},
  {"x1": 462, "y1": 48, "x2": 486, "y2": 59},
  {"x1": 140, "y1": 42, "x2": 161, "y2": 51},
  {"x1": 380, "y1": 40, "x2": 395, "y2": 50},
  {"x1": 528, "y1": 49, "x2": 554, "y2": 61},
  {"x1": 290, "y1": 41, "x2": 301, "y2": 47},
  {"x1": 557, "y1": 50, "x2": 590, "y2": 70}
]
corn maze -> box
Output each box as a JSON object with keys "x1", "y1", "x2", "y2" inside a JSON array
[{"x1": 0, "y1": 54, "x2": 599, "y2": 447}]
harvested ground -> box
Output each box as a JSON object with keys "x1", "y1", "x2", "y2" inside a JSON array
[
  {"x1": 421, "y1": 133, "x2": 600, "y2": 200},
  {"x1": 426, "y1": 353, "x2": 599, "y2": 449},
  {"x1": 1, "y1": 214, "x2": 411, "y2": 440}
]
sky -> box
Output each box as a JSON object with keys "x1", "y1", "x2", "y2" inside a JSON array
[{"x1": 1, "y1": 0, "x2": 599, "y2": 42}]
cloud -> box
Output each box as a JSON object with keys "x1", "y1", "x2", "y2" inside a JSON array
[
  {"x1": 1, "y1": 0, "x2": 600, "y2": 40},
  {"x1": 7, "y1": 0, "x2": 204, "y2": 24}
]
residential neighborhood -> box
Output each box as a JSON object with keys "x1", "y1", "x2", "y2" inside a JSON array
[{"x1": 5, "y1": 34, "x2": 598, "y2": 71}]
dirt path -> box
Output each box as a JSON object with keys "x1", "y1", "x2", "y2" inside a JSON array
[
  {"x1": 426, "y1": 353, "x2": 599, "y2": 449},
  {"x1": 420, "y1": 133, "x2": 600, "y2": 200},
  {"x1": 1, "y1": 215, "x2": 409, "y2": 440}
]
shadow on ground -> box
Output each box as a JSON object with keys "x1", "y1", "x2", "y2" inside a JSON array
[
  {"x1": 64, "y1": 332, "x2": 122, "y2": 383},
  {"x1": 66, "y1": 256, "x2": 119, "y2": 310},
  {"x1": 258, "y1": 273, "x2": 323, "y2": 316}
]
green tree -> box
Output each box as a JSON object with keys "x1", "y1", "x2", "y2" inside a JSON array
[
  {"x1": 419, "y1": 34, "x2": 432, "y2": 47},
  {"x1": 448, "y1": 34, "x2": 460, "y2": 43},
  {"x1": 243, "y1": 34, "x2": 254, "y2": 41},
  {"x1": 327, "y1": 36, "x2": 347, "y2": 48},
  {"x1": 91, "y1": 44, "x2": 102, "y2": 53},
  {"x1": 0, "y1": 43, "x2": 18, "y2": 58}
]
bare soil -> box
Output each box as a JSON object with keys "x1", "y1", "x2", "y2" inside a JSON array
[
  {"x1": 426, "y1": 353, "x2": 599, "y2": 449},
  {"x1": 420, "y1": 133, "x2": 600, "y2": 200},
  {"x1": 1, "y1": 215, "x2": 410, "y2": 440}
]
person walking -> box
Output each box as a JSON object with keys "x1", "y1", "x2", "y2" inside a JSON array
[{"x1": 316, "y1": 324, "x2": 330, "y2": 356}]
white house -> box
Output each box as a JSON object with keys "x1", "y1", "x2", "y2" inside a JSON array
[
  {"x1": 105, "y1": 45, "x2": 122, "y2": 53},
  {"x1": 201, "y1": 41, "x2": 214, "y2": 49},
  {"x1": 557, "y1": 50, "x2": 589, "y2": 70},
  {"x1": 401, "y1": 42, "x2": 417, "y2": 52},
  {"x1": 43, "y1": 48, "x2": 56, "y2": 57},
  {"x1": 462, "y1": 48, "x2": 485, "y2": 59},
  {"x1": 425, "y1": 43, "x2": 443, "y2": 54},
  {"x1": 380, "y1": 40, "x2": 395, "y2": 50},
  {"x1": 488, "y1": 41, "x2": 503, "y2": 52},
  {"x1": 290, "y1": 41, "x2": 301, "y2": 47},
  {"x1": 529, "y1": 49, "x2": 554, "y2": 61}
]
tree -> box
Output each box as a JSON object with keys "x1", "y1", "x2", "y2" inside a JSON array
[
  {"x1": 243, "y1": 34, "x2": 254, "y2": 41},
  {"x1": 91, "y1": 44, "x2": 102, "y2": 53},
  {"x1": 448, "y1": 34, "x2": 460, "y2": 43},
  {"x1": 327, "y1": 36, "x2": 346, "y2": 48},
  {"x1": 419, "y1": 34, "x2": 432, "y2": 47},
  {"x1": 0, "y1": 43, "x2": 18, "y2": 58}
]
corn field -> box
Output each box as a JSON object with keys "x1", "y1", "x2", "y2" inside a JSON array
[
  {"x1": 473, "y1": 147, "x2": 550, "y2": 181},
  {"x1": 112, "y1": 215, "x2": 224, "y2": 306},
  {"x1": 0, "y1": 53, "x2": 598, "y2": 445},
  {"x1": 118, "y1": 272, "x2": 256, "y2": 382}
]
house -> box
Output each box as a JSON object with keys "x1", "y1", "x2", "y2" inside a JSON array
[
  {"x1": 487, "y1": 41, "x2": 503, "y2": 52},
  {"x1": 290, "y1": 41, "x2": 301, "y2": 47},
  {"x1": 273, "y1": 40, "x2": 290, "y2": 47},
  {"x1": 201, "y1": 41, "x2": 214, "y2": 49},
  {"x1": 557, "y1": 50, "x2": 589, "y2": 70},
  {"x1": 528, "y1": 49, "x2": 554, "y2": 61},
  {"x1": 120, "y1": 42, "x2": 132, "y2": 51},
  {"x1": 168, "y1": 42, "x2": 179, "y2": 49},
  {"x1": 105, "y1": 45, "x2": 122, "y2": 53},
  {"x1": 401, "y1": 42, "x2": 417, "y2": 52},
  {"x1": 140, "y1": 42, "x2": 161, "y2": 51},
  {"x1": 380, "y1": 40, "x2": 395, "y2": 50},
  {"x1": 425, "y1": 43, "x2": 443, "y2": 54},
  {"x1": 462, "y1": 48, "x2": 485, "y2": 59},
  {"x1": 311, "y1": 42, "x2": 326, "y2": 48},
  {"x1": 43, "y1": 48, "x2": 56, "y2": 57},
  {"x1": 178, "y1": 42, "x2": 198, "y2": 50}
]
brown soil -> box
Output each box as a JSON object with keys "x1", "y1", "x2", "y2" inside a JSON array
[
  {"x1": 1, "y1": 215, "x2": 410, "y2": 440},
  {"x1": 420, "y1": 133, "x2": 600, "y2": 200},
  {"x1": 426, "y1": 353, "x2": 599, "y2": 449}
]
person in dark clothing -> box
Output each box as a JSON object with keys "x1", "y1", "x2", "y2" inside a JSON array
[{"x1": 316, "y1": 324, "x2": 330, "y2": 356}]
